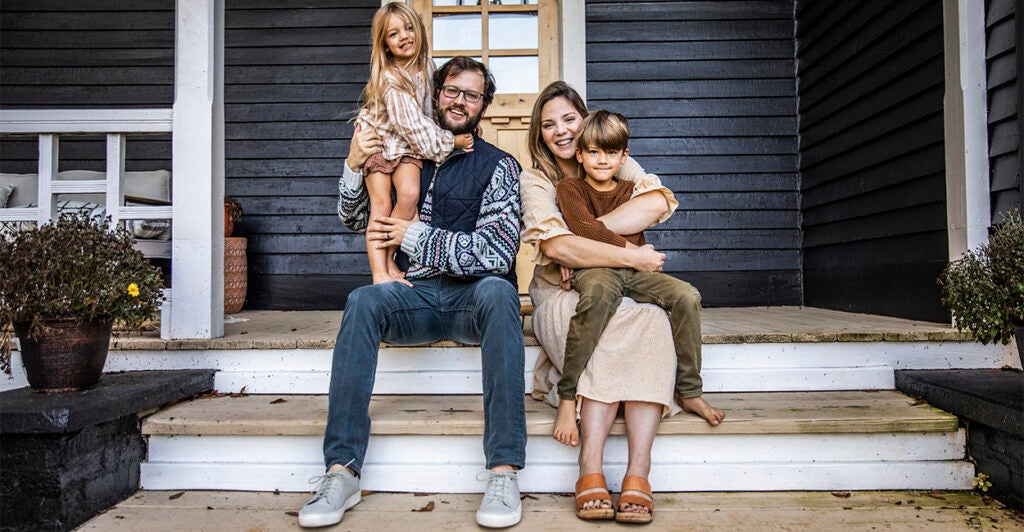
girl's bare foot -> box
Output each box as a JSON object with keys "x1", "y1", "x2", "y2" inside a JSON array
[
  {"x1": 385, "y1": 259, "x2": 413, "y2": 287},
  {"x1": 553, "y1": 399, "x2": 579, "y2": 447},
  {"x1": 680, "y1": 395, "x2": 725, "y2": 426}
]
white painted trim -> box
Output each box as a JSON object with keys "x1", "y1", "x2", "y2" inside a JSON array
[
  {"x1": 0, "y1": 109, "x2": 173, "y2": 134},
  {"x1": 3, "y1": 339, "x2": 1015, "y2": 394},
  {"x1": 141, "y1": 432, "x2": 971, "y2": 492},
  {"x1": 170, "y1": 0, "x2": 225, "y2": 339},
  {"x1": 560, "y1": 0, "x2": 586, "y2": 98},
  {"x1": 943, "y1": 0, "x2": 991, "y2": 260}
]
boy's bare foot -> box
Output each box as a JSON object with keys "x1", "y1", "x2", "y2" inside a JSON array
[
  {"x1": 553, "y1": 399, "x2": 579, "y2": 447},
  {"x1": 679, "y1": 395, "x2": 725, "y2": 426}
]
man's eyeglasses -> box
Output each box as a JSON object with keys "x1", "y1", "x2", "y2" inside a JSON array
[{"x1": 440, "y1": 85, "x2": 484, "y2": 104}]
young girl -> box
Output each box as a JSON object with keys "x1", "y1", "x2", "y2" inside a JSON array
[{"x1": 357, "y1": 2, "x2": 473, "y2": 284}]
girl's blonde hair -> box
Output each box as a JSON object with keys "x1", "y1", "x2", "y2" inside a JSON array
[
  {"x1": 362, "y1": 2, "x2": 432, "y2": 123},
  {"x1": 527, "y1": 81, "x2": 589, "y2": 184}
]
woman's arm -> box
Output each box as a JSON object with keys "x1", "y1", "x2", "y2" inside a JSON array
[
  {"x1": 598, "y1": 191, "x2": 670, "y2": 235},
  {"x1": 597, "y1": 156, "x2": 677, "y2": 235},
  {"x1": 540, "y1": 234, "x2": 665, "y2": 272}
]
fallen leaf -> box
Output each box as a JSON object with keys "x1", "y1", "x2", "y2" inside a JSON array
[
  {"x1": 831, "y1": 491, "x2": 851, "y2": 498},
  {"x1": 285, "y1": 511, "x2": 299, "y2": 516},
  {"x1": 926, "y1": 491, "x2": 946, "y2": 500},
  {"x1": 361, "y1": 490, "x2": 375, "y2": 497},
  {"x1": 521, "y1": 494, "x2": 538, "y2": 500},
  {"x1": 168, "y1": 492, "x2": 185, "y2": 500},
  {"x1": 270, "y1": 398, "x2": 287, "y2": 404},
  {"x1": 273, "y1": 489, "x2": 280, "y2": 495},
  {"x1": 412, "y1": 501, "x2": 435, "y2": 512},
  {"x1": 909, "y1": 398, "x2": 927, "y2": 406}
]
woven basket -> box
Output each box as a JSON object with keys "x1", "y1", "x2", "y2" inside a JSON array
[{"x1": 224, "y1": 237, "x2": 247, "y2": 314}]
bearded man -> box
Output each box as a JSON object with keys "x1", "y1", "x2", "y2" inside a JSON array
[{"x1": 298, "y1": 57, "x2": 526, "y2": 530}]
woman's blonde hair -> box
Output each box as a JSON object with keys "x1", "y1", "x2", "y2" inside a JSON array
[
  {"x1": 527, "y1": 81, "x2": 589, "y2": 184},
  {"x1": 361, "y1": 2, "x2": 432, "y2": 124}
]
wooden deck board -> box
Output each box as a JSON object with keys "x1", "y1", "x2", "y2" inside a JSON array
[
  {"x1": 141, "y1": 390, "x2": 959, "y2": 437},
  {"x1": 79, "y1": 490, "x2": 1024, "y2": 531},
  {"x1": 111, "y1": 306, "x2": 969, "y2": 351}
]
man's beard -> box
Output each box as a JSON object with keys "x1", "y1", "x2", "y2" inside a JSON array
[{"x1": 438, "y1": 102, "x2": 483, "y2": 135}]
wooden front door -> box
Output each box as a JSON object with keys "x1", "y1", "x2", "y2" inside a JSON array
[{"x1": 413, "y1": 0, "x2": 559, "y2": 293}]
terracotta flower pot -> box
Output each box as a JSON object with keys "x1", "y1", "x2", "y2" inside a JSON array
[
  {"x1": 14, "y1": 318, "x2": 113, "y2": 392},
  {"x1": 224, "y1": 203, "x2": 235, "y2": 237}
]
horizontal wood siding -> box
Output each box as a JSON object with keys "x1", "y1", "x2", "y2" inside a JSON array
[
  {"x1": 586, "y1": 0, "x2": 802, "y2": 307},
  {"x1": 987, "y1": 0, "x2": 1023, "y2": 220},
  {"x1": 0, "y1": 1, "x2": 378, "y2": 310},
  {"x1": 223, "y1": 1, "x2": 377, "y2": 309},
  {"x1": 796, "y1": 0, "x2": 948, "y2": 322},
  {"x1": 0, "y1": 0, "x2": 174, "y2": 173}
]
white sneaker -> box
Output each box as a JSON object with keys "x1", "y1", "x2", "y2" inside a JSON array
[
  {"x1": 297, "y1": 468, "x2": 361, "y2": 528},
  {"x1": 475, "y1": 470, "x2": 522, "y2": 528}
]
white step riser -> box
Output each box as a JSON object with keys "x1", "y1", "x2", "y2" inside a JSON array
[
  {"x1": 141, "y1": 432, "x2": 972, "y2": 493},
  {"x1": 3, "y1": 340, "x2": 1009, "y2": 394},
  {"x1": 107, "y1": 339, "x2": 1012, "y2": 394}
]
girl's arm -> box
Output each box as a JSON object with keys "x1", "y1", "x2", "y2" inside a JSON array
[{"x1": 384, "y1": 87, "x2": 455, "y2": 162}]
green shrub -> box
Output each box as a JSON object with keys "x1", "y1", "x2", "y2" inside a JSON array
[{"x1": 939, "y1": 209, "x2": 1024, "y2": 345}]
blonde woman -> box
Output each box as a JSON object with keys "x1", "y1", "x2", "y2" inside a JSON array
[{"x1": 357, "y1": 2, "x2": 473, "y2": 284}]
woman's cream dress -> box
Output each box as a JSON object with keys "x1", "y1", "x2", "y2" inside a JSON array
[{"x1": 520, "y1": 158, "x2": 683, "y2": 415}]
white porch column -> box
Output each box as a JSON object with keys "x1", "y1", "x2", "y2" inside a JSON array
[
  {"x1": 169, "y1": 0, "x2": 225, "y2": 339},
  {"x1": 943, "y1": 0, "x2": 991, "y2": 259},
  {"x1": 560, "y1": 0, "x2": 587, "y2": 100}
]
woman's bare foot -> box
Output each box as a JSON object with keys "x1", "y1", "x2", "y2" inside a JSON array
[
  {"x1": 680, "y1": 395, "x2": 725, "y2": 426},
  {"x1": 553, "y1": 399, "x2": 579, "y2": 447}
]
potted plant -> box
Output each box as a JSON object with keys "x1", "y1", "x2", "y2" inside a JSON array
[
  {"x1": 225, "y1": 196, "x2": 243, "y2": 237},
  {"x1": 0, "y1": 213, "x2": 164, "y2": 392},
  {"x1": 939, "y1": 209, "x2": 1024, "y2": 365}
]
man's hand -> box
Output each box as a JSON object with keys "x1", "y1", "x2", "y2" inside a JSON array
[
  {"x1": 345, "y1": 124, "x2": 383, "y2": 171},
  {"x1": 369, "y1": 216, "x2": 414, "y2": 250},
  {"x1": 629, "y1": 244, "x2": 666, "y2": 272}
]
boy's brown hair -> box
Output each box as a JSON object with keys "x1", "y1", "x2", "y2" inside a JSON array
[{"x1": 575, "y1": 109, "x2": 630, "y2": 152}]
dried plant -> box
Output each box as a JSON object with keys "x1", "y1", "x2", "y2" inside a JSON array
[
  {"x1": 0, "y1": 213, "x2": 164, "y2": 371},
  {"x1": 939, "y1": 209, "x2": 1024, "y2": 345}
]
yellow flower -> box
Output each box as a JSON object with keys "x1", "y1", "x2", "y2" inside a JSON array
[{"x1": 127, "y1": 283, "x2": 140, "y2": 297}]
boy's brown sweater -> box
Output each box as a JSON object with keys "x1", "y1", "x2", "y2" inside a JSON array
[{"x1": 556, "y1": 176, "x2": 645, "y2": 248}]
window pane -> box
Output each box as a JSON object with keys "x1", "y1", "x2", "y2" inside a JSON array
[
  {"x1": 433, "y1": 0, "x2": 480, "y2": 5},
  {"x1": 488, "y1": 13, "x2": 537, "y2": 50},
  {"x1": 489, "y1": 56, "x2": 537, "y2": 93},
  {"x1": 433, "y1": 14, "x2": 482, "y2": 51}
]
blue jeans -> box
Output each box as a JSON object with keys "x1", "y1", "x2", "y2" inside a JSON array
[{"x1": 322, "y1": 276, "x2": 527, "y2": 476}]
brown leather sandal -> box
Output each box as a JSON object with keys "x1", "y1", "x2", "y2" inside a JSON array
[
  {"x1": 616, "y1": 475, "x2": 654, "y2": 524},
  {"x1": 575, "y1": 473, "x2": 615, "y2": 520}
]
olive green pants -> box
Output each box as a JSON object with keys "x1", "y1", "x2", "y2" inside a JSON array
[{"x1": 559, "y1": 267, "x2": 703, "y2": 401}]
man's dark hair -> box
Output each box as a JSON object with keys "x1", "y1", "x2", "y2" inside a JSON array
[{"x1": 433, "y1": 56, "x2": 496, "y2": 110}]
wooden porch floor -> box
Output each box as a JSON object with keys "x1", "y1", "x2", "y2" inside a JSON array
[
  {"x1": 80, "y1": 490, "x2": 1024, "y2": 531},
  {"x1": 113, "y1": 305, "x2": 969, "y2": 351}
]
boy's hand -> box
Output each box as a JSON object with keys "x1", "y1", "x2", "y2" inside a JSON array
[
  {"x1": 454, "y1": 133, "x2": 474, "y2": 152},
  {"x1": 559, "y1": 265, "x2": 574, "y2": 291}
]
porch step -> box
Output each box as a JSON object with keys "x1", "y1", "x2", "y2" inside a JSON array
[
  {"x1": 79, "y1": 490, "x2": 1022, "y2": 531},
  {"x1": 139, "y1": 391, "x2": 974, "y2": 493}
]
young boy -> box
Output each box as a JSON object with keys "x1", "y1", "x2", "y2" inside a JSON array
[{"x1": 553, "y1": 110, "x2": 724, "y2": 446}]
